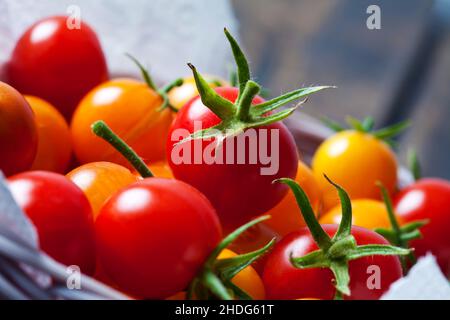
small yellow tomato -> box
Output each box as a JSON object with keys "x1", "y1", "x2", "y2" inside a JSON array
[{"x1": 312, "y1": 130, "x2": 397, "y2": 211}]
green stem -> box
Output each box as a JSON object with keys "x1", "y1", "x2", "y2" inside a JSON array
[
  {"x1": 324, "y1": 175, "x2": 352, "y2": 241},
  {"x1": 91, "y1": 121, "x2": 154, "y2": 178},
  {"x1": 236, "y1": 81, "x2": 260, "y2": 121},
  {"x1": 408, "y1": 149, "x2": 421, "y2": 181},
  {"x1": 125, "y1": 53, "x2": 158, "y2": 91},
  {"x1": 161, "y1": 78, "x2": 183, "y2": 94}
]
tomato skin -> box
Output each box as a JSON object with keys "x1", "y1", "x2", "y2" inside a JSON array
[
  {"x1": 312, "y1": 130, "x2": 397, "y2": 211},
  {"x1": 25, "y1": 96, "x2": 72, "y2": 173},
  {"x1": 8, "y1": 171, "x2": 96, "y2": 275},
  {"x1": 394, "y1": 178, "x2": 450, "y2": 276},
  {"x1": 6, "y1": 16, "x2": 108, "y2": 120},
  {"x1": 263, "y1": 224, "x2": 402, "y2": 300},
  {"x1": 71, "y1": 79, "x2": 171, "y2": 167},
  {"x1": 264, "y1": 161, "x2": 321, "y2": 236},
  {"x1": 95, "y1": 178, "x2": 222, "y2": 299},
  {"x1": 167, "y1": 87, "x2": 299, "y2": 229},
  {"x1": 0, "y1": 81, "x2": 37, "y2": 176},
  {"x1": 320, "y1": 199, "x2": 391, "y2": 230}
]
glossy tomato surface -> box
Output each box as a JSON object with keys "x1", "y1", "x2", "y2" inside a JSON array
[
  {"x1": 6, "y1": 16, "x2": 108, "y2": 119},
  {"x1": 8, "y1": 171, "x2": 96, "y2": 275},
  {"x1": 263, "y1": 224, "x2": 402, "y2": 300},
  {"x1": 167, "y1": 87, "x2": 298, "y2": 229},
  {"x1": 95, "y1": 178, "x2": 222, "y2": 299},
  {"x1": 0, "y1": 81, "x2": 37, "y2": 176},
  {"x1": 394, "y1": 178, "x2": 450, "y2": 275}
]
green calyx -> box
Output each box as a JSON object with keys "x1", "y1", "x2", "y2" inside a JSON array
[
  {"x1": 275, "y1": 176, "x2": 410, "y2": 299},
  {"x1": 374, "y1": 182, "x2": 428, "y2": 273},
  {"x1": 321, "y1": 116, "x2": 411, "y2": 147},
  {"x1": 126, "y1": 53, "x2": 183, "y2": 112},
  {"x1": 177, "y1": 28, "x2": 333, "y2": 145},
  {"x1": 187, "y1": 215, "x2": 275, "y2": 300},
  {"x1": 91, "y1": 120, "x2": 154, "y2": 178}
]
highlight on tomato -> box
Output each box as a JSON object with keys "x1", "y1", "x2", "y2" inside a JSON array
[
  {"x1": 0, "y1": 81, "x2": 37, "y2": 176},
  {"x1": 8, "y1": 171, "x2": 96, "y2": 275},
  {"x1": 263, "y1": 176, "x2": 409, "y2": 300},
  {"x1": 312, "y1": 116, "x2": 409, "y2": 211},
  {"x1": 6, "y1": 16, "x2": 108, "y2": 120},
  {"x1": 167, "y1": 28, "x2": 331, "y2": 229}
]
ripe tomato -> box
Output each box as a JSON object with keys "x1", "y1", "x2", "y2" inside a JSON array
[
  {"x1": 167, "y1": 87, "x2": 298, "y2": 229},
  {"x1": 168, "y1": 75, "x2": 228, "y2": 111},
  {"x1": 25, "y1": 96, "x2": 72, "y2": 173},
  {"x1": 394, "y1": 178, "x2": 450, "y2": 276},
  {"x1": 145, "y1": 161, "x2": 174, "y2": 179},
  {"x1": 8, "y1": 171, "x2": 96, "y2": 275},
  {"x1": 263, "y1": 224, "x2": 402, "y2": 300},
  {"x1": 264, "y1": 161, "x2": 321, "y2": 236},
  {"x1": 95, "y1": 178, "x2": 222, "y2": 299},
  {"x1": 71, "y1": 79, "x2": 172, "y2": 167},
  {"x1": 6, "y1": 16, "x2": 108, "y2": 119},
  {"x1": 0, "y1": 81, "x2": 37, "y2": 176},
  {"x1": 312, "y1": 130, "x2": 397, "y2": 211},
  {"x1": 320, "y1": 199, "x2": 391, "y2": 230},
  {"x1": 66, "y1": 162, "x2": 139, "y2": 219}
]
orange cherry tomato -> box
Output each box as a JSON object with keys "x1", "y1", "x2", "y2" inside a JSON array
[
  {"x1": 320, "y1": 199, "x2": 391, "y2": 230},
  {"x1": 144, "y1": 162, "x2": 174, "y2": 179},
  {"x1": 71, "y1": 78, "x2": 172, "y2": 168},
  {"x1": 66, "y1": 161, "x2": 139, "y2": 219},
  {"x1": 312, "y1": 130, "x2": 397, "y2": 211},
  {"x1": 263, "y1": 161, "x2": 322, "y2": 237},
  {"x1": 0, "y1": 81, "x2": 37, "y2": 176},
  {"x1": 25, "y1": 96, "x2": 72, "y2": 173},
  {"x1": 167, "y1": 75, "x2": 228, "y2": 111}
]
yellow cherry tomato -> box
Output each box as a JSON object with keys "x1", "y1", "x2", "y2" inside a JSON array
[
  {"x1": 319, "y1": 199, "x2": 391, "y2": 230},
  {"x1": 167, "y1": 75, "x2": 228, "y2": 111},
  {"x1": 312, "y1": 130, "x2": 397, "y2": 211},
  {"x1": 25, "y1": 96, "x2": 72, "y2": 173},
  {"x1": 263, "y1": 161, "x2": 322, "y2": 237},
  {"x1": 71, "y1": 78, "x2": 172, "y2": 168}
]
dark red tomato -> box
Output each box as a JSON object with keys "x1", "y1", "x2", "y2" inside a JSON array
[
  {"x1": 95, "y1": 178, "x2": 222, "y2": 299},
  {"x1": 167, "y1": 87, "x2": 299, "y2": 230},
  {"x1": 394, "y1": 178, "x2": 450, "y2": 276},
  {"x1": 8, "y1": 171, "x2": 96, "y2": 275},
  {"x1": 6, "y1": 16, "x2": 108, "y2": 120},
  {"x1": 263, "y1": 224, "x2": 403, "y2": 300},
  {"x1": 0, "y1": 81, "x2": 37, "y2": 176}
]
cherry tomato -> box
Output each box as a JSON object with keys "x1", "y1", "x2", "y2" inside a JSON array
[
  {"x1": 25, "y1": 96, "x2": 72, "y2": 173},
  {"x1": 312, "y1": 130, "x2": 397, "y2": 211},
  {"x1": 66, "y1": 162, "x2": 139, "y2": 219},
  {"x1": 8, "y1": 171, "x2": 96, "y2": 275},
  {"x1": 320, "y1": 199, "x2": 391, "y2": 230},
  {"x1": 145, "y1": 162, "x2": 174, "y2": 179},
  {"x1": 6, "y1": 16, "x2": 108, "y2": 120},
  {"x1": 167, "y1": 87, "x2": 298, "y2": 229},
  {"x1": 71, "y1": 79, "x2": 172, "y2": 167},
  {"x1": 95, "y1": 178, "x2": 222, "y2": 299},
  {"x1": 263, "y1": 224, "x2": 402, "y2": 300},
  {"x1": 264, "y1": 161, "x2": 321, "y2": 236},
  {"x1": 394, "y1": 178, "x2": 450, "y2": 276},
  {"x1": 0, "y1": 81, "x2": 37, "y2": 176},
  {"x1": 168, "y1": 75, "x2": 228, "y2": 111}
]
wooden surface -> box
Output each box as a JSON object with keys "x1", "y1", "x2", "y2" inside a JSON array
[{"x1": 232, "y1": 0, "x2": 450, "y2": 179}]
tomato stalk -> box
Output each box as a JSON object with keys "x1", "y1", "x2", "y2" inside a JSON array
[
  {"x1": 187, "y1": 215, "x2": 275, "y2": 300},
  {"x1": 177, "y1": 28, "x2": 333, "y2": 145},
  {"x1": 374, "y1": 182, "x2": 428, "y2": 273},
  {"x1": 125, "y1": 53, "x2": 183, "y2": 112},
  {"x1": 408, "y1": 148, "x2": 421, "y2": 181},
  {"x1": 91, "y1": 120, "x2": 154, "y2": 178},
  {"x1": 276, "y1": 176, "x2": 411, "y2": 299}
]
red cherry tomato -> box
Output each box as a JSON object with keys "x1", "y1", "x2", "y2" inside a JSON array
[
  {"x1": 0, "y1": 81, "x2": 38, "y2": 176},
  {"x1": 394, "y1": 178, "x2": 450, "y2": 276},
  {"x1": 95, "y1": 178, "x2": 222, "y2": 299},
  {"x1": 167, "y1": 87, "x2": 298, "y2": 229},
  {"x1": 263, "y1": 225, "x2": 403, "y2": 300},
  {"x1": 8, "y1": 171, "x2": 96, "y2": 275},
  {"x1": 6, "y1": 16, "x2": 108, "y2": 119}
]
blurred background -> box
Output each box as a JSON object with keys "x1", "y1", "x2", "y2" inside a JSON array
[{"x1": 1, "y1": 0, "x2": 449, "y2": 178}]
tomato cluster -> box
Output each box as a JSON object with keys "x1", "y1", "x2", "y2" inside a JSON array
[{"x1": 1, "y1": 16, "x2": 449, "y2": 301}]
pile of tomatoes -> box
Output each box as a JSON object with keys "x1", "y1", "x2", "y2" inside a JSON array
[{"x1": 1, "y1": 16, "x2": 449, "y2": 300}]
